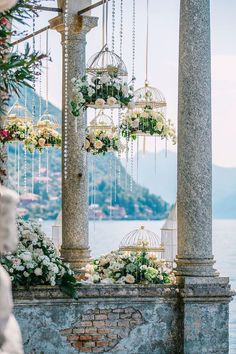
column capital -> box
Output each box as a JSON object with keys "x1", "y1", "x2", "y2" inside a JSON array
[{"x1": 49, "y1": 15, "x2": 98, "y2": 35}]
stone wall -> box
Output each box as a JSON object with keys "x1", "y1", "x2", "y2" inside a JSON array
[{"x1": 13, "y1": 285, "x2": 181, "y2": 354}]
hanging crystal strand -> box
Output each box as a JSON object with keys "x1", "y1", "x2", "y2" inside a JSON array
[
  {"x1": 136, "y1": 136, "x2": 139, "y2": 184},
  {"x1": 46, "y1": 147, "x2": 49, "y2": 193},
  {"x1": 155, "y1": 136, "x2": 157, "y2": 175},
  {"x1": 24, "y1": 146, "x2": 27, "y2": 194},
  {"x1": 31, "y1": 13, "x2": 36, "y2": 198},
  {"x1": 132, "y1": 0, "x2": 136, "y2": 84},
  {"x1": 165, "y1": 137, "x2": 168, "y2": 158},
  {"x1": 143, "y1": 135, "x2": 146, "y2": 154},
  {"x1": 31, "y1": 150, "x2": 35, "y2": 194},
  {"x1": 14, "y1": 142, "x2": 17, "y2": 189},
  {"x1": 111, "y1": 0, "x2": 115, "y2": 52},
  {"x1": 17, "y1": 143, "x2": 20, "y2": 194},
  {"x1": 109, "y1": 153, "x2": 113, "y2": 220},
  {"x1": 63, "y1": 0, "x2": 69, "y2": 180},
  {"x1": 117, "y1": 108, "x2": 121, "y2": 186},
  {"x1": 130, "y1": 139, "x2": 133, "y2": 191}
]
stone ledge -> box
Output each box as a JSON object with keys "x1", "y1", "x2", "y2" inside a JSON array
[{"x1": 13, "y1": 284, "x2": 179, "y2": 303}]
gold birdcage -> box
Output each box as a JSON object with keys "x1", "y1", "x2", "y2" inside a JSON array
[
  {"x1": 119, "y1": 225, "x2": 165, "y2": 254},
  {"x1": 5, "y1": 101, "x2": 32, "y2": 123},
  {"x1": 88, "y1": 110, "x2": 115, "y2": 133},
  {"x1": 86, "y1": 46, "x2": 128, "y2": 77},
  {"x1": 134, "y1": 82, "x2": 167, "y2": 110},
  {"x1": 35, "y1": 112, "x2": 60, "y2": 130}
]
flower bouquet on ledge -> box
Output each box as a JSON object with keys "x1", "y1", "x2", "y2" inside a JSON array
[
  {"x1": 84, "y1": 129, "x2": 123, "y2": 155},
  {"x1": 0, "y1": 119, "x2": 32, "y2": 144},
  {"x1": 0, "y1": 219, "x2": 78, "y2": 298},
  {"x1": 24, "y1": 121, "x2": 62, "y2": 152},
  {"x1": 70, "y1": 75, "x2": 134, "y2": 117},
  {"x1": 82, "y1": 250, "x2": 176, "y2": 285},
  {"x1": 120, "y1": 108, "x2": 177, "y2": 144}
]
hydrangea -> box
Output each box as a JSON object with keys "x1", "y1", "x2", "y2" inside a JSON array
[
  {"x1": 0, "y1": 219, "x2": 78, "y2": 297},
  {"x1": 82, "y1": 250, "x2": 176, "y2": 285}
]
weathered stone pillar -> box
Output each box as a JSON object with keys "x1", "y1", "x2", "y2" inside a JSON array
[
  {"x1": 50, "y1": 2, "x2": 97, "y2": 271},
  {"x1": 176, "y1": 1, "x2": 234, "y2": 353}
]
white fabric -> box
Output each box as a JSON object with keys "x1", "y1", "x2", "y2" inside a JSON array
[{"x1": 0, "y1": 186, "x2": 23, "y2": 353}]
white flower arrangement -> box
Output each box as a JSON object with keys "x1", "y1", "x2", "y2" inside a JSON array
[
  {"x1": 24, "y1": 120, "x2": 62, "y2": 152},
  {"x1": 121, "y1": 108, "x2": 177, "y2": 144},
  {"x1": 70, "y1": 75, "x2": 134, "y2": 117},
  {"x1": 0, "y1": 219, "x2": 78, "y2": 297},
  {"x1": 84, "y1": 129, "x2": 124, "y2": 155},
  {"x1": 82, "y1": 250, "x2": 176, "y2": 285}
]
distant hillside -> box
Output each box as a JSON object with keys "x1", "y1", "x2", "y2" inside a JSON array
[{"x1": 127, "y1": 151, "x2": 236, "y2": 219}]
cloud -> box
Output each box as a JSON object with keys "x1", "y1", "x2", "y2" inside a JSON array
[{"x1": 212, "y1": 55, "x2": 236, "y2": 82}]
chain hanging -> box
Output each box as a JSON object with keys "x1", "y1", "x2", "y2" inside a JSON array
[
  {"x1": 145, "y1": 0, "x2": 149, "y2": 84},
  {"x1": 132, "y1": 0, "x2": 136, "y2": 83},
  {"x1": 111, "y1": 0, "x2": 115, "y2": 53}
]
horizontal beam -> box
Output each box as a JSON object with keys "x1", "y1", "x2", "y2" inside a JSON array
[
  {"x1": 11, "y1": 25, "x2": 50, "y2": 46},
  {"x1": 77, "y1": 0, "x2": 111, "y2": 15},
  {"x1": 25, "y1": 5, "x2": 62, "y2": 12}
]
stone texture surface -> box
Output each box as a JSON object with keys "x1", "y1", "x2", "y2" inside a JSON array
[
  {"x1": 176, "y1": 0, "x2": 216, "y2": 276},
  {"x1": 13, "y1": 285, "x2": 181, "y2": 354},
  {"x1": 13, "y1": 284, "x2": 233, "y2": 353},
  {"x1": 51, "y1": 8, "x2": 97, "y2": 271}
]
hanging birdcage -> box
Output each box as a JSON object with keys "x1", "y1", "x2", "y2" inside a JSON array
[
  {"x1": 87, "y1": 46, "x2": 128, "y2": 78},
  {"x1": 5, "y1": 101, "x2": 32, "y2": 122},
  {"x1": 161, "y1": 204, "x2": 177, "y2": 266},
  {"x1": 88, "y1": 110, "x2": 114, "y2": 133},
  {"x1": 36, "y1": 111, "x2": 60, "y2": 130},
  {"x1": 134, "y1": 82, "x2": 167, "y2": 110},
  {"x1": 119, "y1": 225, "x2": 165, "y2": 255}
]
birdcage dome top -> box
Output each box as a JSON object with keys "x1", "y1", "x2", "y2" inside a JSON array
[
  {"x1": 6, "y1": 102, "x2": 32, "y2": 122},
  {"x1": 119, "y1": 225, "x2": 164, "y2": 252},
  {"x1": 134, "y1": 82, "x2": 167, "y2": 109},
  {"x1": 89, "y1": 111, "x2": 114, "y2": 131},
  {"x1": 87, "y1": 46, "x2": 128, "y2": 77},
  {"x1": 36, "y1": 112, "x2": 59, "y2": 129}
]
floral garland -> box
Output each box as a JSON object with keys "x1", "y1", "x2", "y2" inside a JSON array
[
  {"x1": 0, "y1": 120, "x2": 32, "y2": 144},
  {"x1": 0, "y1": 218, "x2": 78, "y2": 297},
  {"x1": 24, "y1": 120, "x2": 61, "y2": 152},
  {"x1": 70, "y1": 75, "x2": 134, "y2": 117},
  {"x1": 121, "y1": 108, "x2": 177, "y2": 144},
  {"x1": 84, "y1": 129, "x2": 122, "y2": 155},
  {"x1": 82, "y1": 250, "x2": 175, "y2": 285}
]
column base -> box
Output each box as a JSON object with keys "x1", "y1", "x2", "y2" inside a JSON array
[
  {"x1": 60, "y1": 247, "x2": 91, "y2": 273},
  {"x1": 175, "y1": 256, "x2": 219, "y2": 279},
  {"x1": 179, "y1": 276, "x2": 234, "y2": 354}
]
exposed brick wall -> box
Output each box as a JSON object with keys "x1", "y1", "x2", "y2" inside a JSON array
[{"x1": 60, "y1": 307, "x2": 145, "y2": 353}]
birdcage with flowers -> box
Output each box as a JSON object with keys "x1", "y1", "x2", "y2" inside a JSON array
[
  {"x1": 0, "y1": 102, "x2": 32, "y2": 144},
  {"x1": 119, "y1": 226, "x2": 165, "y2": 257},
  {"x1": 85, "y1": 111, "x2": 122, "y2": 155}
]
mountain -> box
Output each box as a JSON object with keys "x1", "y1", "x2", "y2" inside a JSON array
[{"x1": 126, "y1": 151, "x2": 236, "y2": 219}]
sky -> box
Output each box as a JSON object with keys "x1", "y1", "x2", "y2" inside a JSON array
[{"x1": 15, "y1": 0, "x2": 236, "y2": 168}]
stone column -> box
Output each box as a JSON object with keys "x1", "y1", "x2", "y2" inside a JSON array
[
  {"x1": 176, "y1": 0, "x2": 216, "y2": 278},
  {"x1": 176, "y1": 1, "x2": 234, "y2": 353},
  {"x1": 50, "y1": 3, "x2": 97, "y2": 271}
]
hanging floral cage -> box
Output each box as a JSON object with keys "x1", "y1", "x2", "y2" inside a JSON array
[
  {"x1": 120, "y1": 108, "x2": 177, "y2": 144},
  {"x1": 86, "y1": 46, "x2": 128, "y2": 77},
  {"x1": 0, "y1": 102, "x2": 32, "y2": 144},
  {"x1": 85, "y1": 111, "x2": 123, "y2": 155},
  {"x1": 119, "y1": 225, "x2": 165, "y2": 254}
]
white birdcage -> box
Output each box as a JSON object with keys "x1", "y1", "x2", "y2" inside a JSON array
[
  {"x1": 119, "y1": 225, "x2": 164, "y2": 257},
  {"x1": 161, "y1": 204, "x2": 177, "y2": 266},
  {"x1": 52, "y1": 211, "x2": 62, "y2": 250}
]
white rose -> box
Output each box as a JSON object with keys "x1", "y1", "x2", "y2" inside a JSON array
[
  {"x1": 95, "y1": 98, "x2": 105, "y2": 108},
  {"x1": 131, "y1": 119, "x2": 139, "y2": 129},
  {"x1": 84, "y1": 139, "x2": 90, "y2": 150},
  {"x1": 94, "y1": 140, "x2": 104, "y2": 150},
  {"x1": 34, "y1": 268, "x2": 43, "y2": 276},
  {"x1": 100, "y1": 74, "x2": 111, "y2": 84},
  {"x1": 124, "y1": 274, "x2": 135, "y2": 284},
  {"x1": 21, "y1": 252, "x2": 32, "y2": 262},
  {"x1": 23, "y1": 271, "x2": 30, "y2": 278},
  {"x1": 156, "y1": 121, "x2": 163, "y2": 130},
  {"x1": 107, "y1": 96, "x2": 117, "y2": 106}
]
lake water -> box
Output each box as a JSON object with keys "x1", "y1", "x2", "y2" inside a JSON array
[{"x1": 42, "y1": 219, "x2": 236, "y2": 353}]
